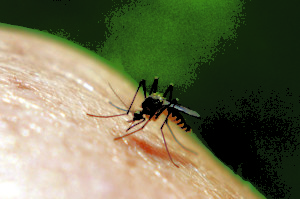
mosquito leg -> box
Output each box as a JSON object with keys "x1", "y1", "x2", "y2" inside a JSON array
[
  {"x1": 154, "y1": 91, "x2": 175, "y2": 120},
  {"x1": 166, "y1": 122, "x2": 198, "y2": 155},
  {"x1": 154, "y1": 105, "x2": 169, "y2": 119},
  {"x1": 149, "y1": 77, "x2": 159, "y2": 95},
  {"x1": 88, "y1": 79, "x2": 147, "y2": 117},
  {"x1": 161, "y1": 117, "x2": 179, "y2": 168},
  {"x1": 163, "y1": 83, "x2": 173, "y2": 102},
  {"x1": 156, "y1": 98, "x2": 177, "y2": 119},
  {"x1": 126, "y1": 118, "x2": 145, "y2": 132},
  {"x1": 114, "y1": 119, "x2": 151, "y2": 140},
  {"x1": 86, "y1": 113, "x2": 128, "y2": 118},
  {"x1": 127, "y1": 79, "x2": 147, "y2": 114}
]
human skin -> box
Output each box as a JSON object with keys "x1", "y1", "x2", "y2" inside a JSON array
[{"x1": 0, "y1": 28, "x2": 261, "y2": 199}]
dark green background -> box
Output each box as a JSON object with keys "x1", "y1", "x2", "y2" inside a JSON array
[{"x1": 1, "y1": 0, "x2": 299, "y2": 198}]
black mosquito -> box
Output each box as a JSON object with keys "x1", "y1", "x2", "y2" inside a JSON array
[{"x1": 87, "y1": 77, "x2": 200, "y2": 168}]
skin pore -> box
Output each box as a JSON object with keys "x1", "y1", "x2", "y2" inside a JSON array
[{"x1": 0, "y1": 28, "x2": 260, "y2": 198}]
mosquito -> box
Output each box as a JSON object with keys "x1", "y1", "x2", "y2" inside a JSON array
[{"x1": 86, "y1": 77, "x2": 200, "y2": 168}]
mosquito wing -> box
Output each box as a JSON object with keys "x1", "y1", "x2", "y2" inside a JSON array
[{"x1": 172, "y1": 104, "x2": 200, "y2": 118}]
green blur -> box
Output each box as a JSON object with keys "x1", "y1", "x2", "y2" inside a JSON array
[{"x1": 99, "y1": 0, "x2": 245, "y2": 90}]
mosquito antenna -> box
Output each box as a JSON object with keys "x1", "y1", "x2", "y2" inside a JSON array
[
  {"x1": 109, "y1": 101, "x2": 127, "y2": 112},
  {"x1": 166, "y1": 122, "x2": 198, "y2": 155},
  {"x1": 86, "y1": 82, "x2": 128, "y2": 118},
  {"x1": 108, "y1": 82, "x2": 129, "y2": 110}
]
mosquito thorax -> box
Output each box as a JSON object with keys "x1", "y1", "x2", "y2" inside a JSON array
[
  {"x1": 141, "y1": 93, "x2": 165, "y2": 114},
  {"x1": 148, "y1": 93, "x2": 165, "y2": 105}
]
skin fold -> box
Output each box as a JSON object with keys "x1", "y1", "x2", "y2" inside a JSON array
[{"x1": 0, "y1": 28, "x2": 261, "y2": 199}]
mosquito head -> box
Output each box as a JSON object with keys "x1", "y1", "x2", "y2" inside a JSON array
[{"x1": 133, "y1": 111, "x2": 144, "y2": 121}]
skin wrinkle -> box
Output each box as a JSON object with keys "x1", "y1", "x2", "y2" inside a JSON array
[{"x1": 0, "y1": 28, "x2": 260, "y2": 199}]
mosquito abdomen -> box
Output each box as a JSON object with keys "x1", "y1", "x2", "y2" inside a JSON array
[{"x1": 170, "y1": 112, "x2": 191, "y2": 132}]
